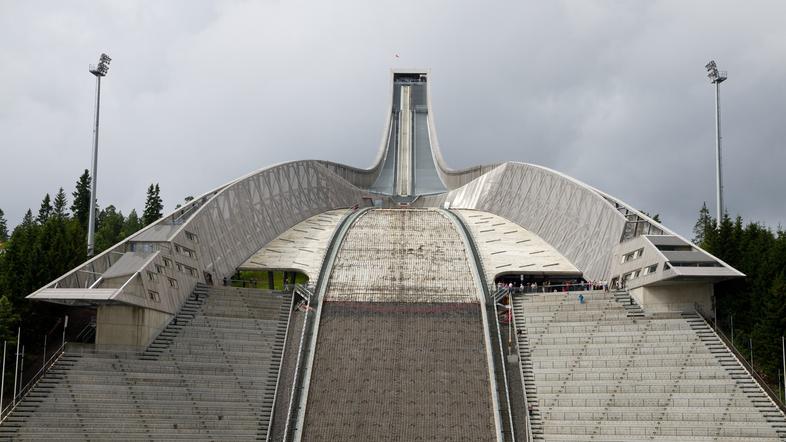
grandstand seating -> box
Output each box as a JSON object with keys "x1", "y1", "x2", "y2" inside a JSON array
[
  {"x1": 0, "y1": 284, "x2": 291, "y2": 441},
  {"x1": 513, "y1": 290, "x2": 786, "y2": 441}
]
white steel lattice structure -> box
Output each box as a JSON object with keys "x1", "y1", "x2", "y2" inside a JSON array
[{"x1": 29, "y1": 70, "x2": 741, "y2": 350}]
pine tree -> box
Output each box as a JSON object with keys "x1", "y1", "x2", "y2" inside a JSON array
[
  {"x1": 21, "y1": 209, "x2": 33, "y2": 226},
  {"x1": 692, "y1": 202, "x2": 713, "y2": 245},
  {"x1": 95, "y1": 206, "x2": 125, "y2": 253},
  {"x1": 0, "y1": 208, "x2": 8, "y2": 242},
  {"x1": 2, "y1": 210, "x2": 39, "y2": 308},
  {"x1": 121, "y1": 209, "x2": 143, "y2": 239},
  {"x1": 0, "y1": 295, "x2": 20, "y2": 343},
  {"x1": 143, "y1": 183, "x2": 163, "y2": 226},
  {"x1": 37, "y1": 194, "x2": 53, "y2": 224},
  {"x1": 53, "y1": 187, "x2": 68, "y2": 218},
  {"x1": 751, "y1": 273, "x2": 786, "y2": 378},
  {"x1": 71, "y1": 170, "x2": 91, "y2": 229}
]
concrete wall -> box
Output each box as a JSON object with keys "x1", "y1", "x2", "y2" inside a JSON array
[
  {"x1": 95, "y1": 304, "x2": 173, "y2": 352},
  {"x1": 630, "y1": 283, "x2": 714, "y2": 315}
]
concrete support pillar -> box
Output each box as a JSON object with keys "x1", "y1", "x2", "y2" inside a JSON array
[{"x1": 95, "y1": 304, "x2": 172, "y2": 352}]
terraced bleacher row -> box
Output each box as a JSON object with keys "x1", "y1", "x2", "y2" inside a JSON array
[
  {"x1": 0, "y1": 284, "x2": 292, "y2": 441},
  {"x1": 512, "y1": 290, "x2": 786, "y2": 441}
]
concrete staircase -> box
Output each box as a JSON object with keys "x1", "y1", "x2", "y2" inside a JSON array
[
  {"x1": 512, "y1": 290, "x2": 786, "y2": 441},
  {"x1": 0, "y1": 284, "x2": 292, "y2": 441},
  {"x1": 612, "y1": 290, "x2": 645, "y2": 318},
  {"x1": 683, "y1": 312, "x2": 786, "y2": 440}
]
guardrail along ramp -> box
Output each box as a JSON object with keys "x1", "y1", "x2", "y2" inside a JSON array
[{"x1": 301, "y1": 208, "x2": 496, "y2": 441}]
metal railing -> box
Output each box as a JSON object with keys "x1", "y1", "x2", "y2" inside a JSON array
[
  {"x1": 509, "y1": 300, "x2": 534, "y2": 442},
  {"x1": 442, "y1": 208, "x2": 516, "y2": 442},
  {"x1": 264, "y1": 286, "x2": 298, "y2": 441},
  {"x1": 497, "y1": 281, "x2": 609, "y2": 295},
  {"x1": 0, "y1": 342, "x2": 66, "y2": 424},
  {"x1": 284, "y1": 207, "x2": 368, "y2": 441},
  {"x1": 293, "y1": 283, "x2": 315, "y2": 304},
  {"x1": 693, "y1": 304, "x2": 786, "y2": 415}
]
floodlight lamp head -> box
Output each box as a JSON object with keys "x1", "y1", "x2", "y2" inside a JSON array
[
  {"x1": 705, "y1": 60, "x2": 724, "y2": 83},
  {"x1": 89, "y1": 53, "x2": 111, "y2": 77}
]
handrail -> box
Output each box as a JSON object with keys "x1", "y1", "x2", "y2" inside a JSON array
[
  {"x1": 0, "y1": 342, "x2": 66, "y2": 424},
  {"x1": 264, "y1": 286, "x2": 298, "y2": 441},
  {"x1": 510, "y1": 297, "x2": 534, "y2": 442},
  {"x1": 499, "y1": 281, "x2": 608, "y2": 294},
  {"x1": 293, "y1": 283, "x2": 315, "y2": 304},
  {"x1": 442, "y1": 208, "x2": 516, "y2": 442},
  {"x1": 284, "y1": 207, "x2": 369, "y2": 441},
  {"x1": 693, "y1": 304, "x2": 786, "y2": 415}
]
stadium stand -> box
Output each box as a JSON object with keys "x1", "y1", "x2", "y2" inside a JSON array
[
  {"x1": 512, "y1": 290, "x2": 786, "y2": 441},
  {"x1": 0, "y1": 284, "x2": 291, "y2": 441}
]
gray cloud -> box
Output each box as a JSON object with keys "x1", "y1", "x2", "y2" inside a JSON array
[{"x1": 1, "y1": 0, "x2": 785, "y2": 238}]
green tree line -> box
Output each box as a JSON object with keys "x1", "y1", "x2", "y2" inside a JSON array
[
  {"x1": 0, "y1": 171, "x2": 166, "y2": 346},
  {"x1": 693, "y1": 202, "x2": 786, "y2": 385}
]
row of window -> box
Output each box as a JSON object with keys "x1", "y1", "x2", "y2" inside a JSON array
[
  {"x1": 622, "y1": 263, "x2": 659, "y2": 281},
  {"x1": 155, "y1": 256, "x2": 197, "y2": 277},
  {"x1": 146, "y1": 271, "x2": 179, "y2": 288},
  {"x1": 621, "y1": 248, "x2": 645, "y2": 264},
  {"x1": 184, "y1": 231, "x2": 198, "y2": 243},
  {"x1": 174, "y1": 243, "x2": 197, "y2": 259}
]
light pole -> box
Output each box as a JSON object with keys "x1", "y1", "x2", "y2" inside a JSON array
[
  {"x1": 705, "y1": 60, "x2": 727, "y2": 223},
  {"x1": 87, "y1": 53, "x2": 111, "y2": 257}
]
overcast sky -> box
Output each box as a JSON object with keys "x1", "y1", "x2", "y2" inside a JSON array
[{"x1": 1, "y1": 0, "x2": 785, "y2": 238}]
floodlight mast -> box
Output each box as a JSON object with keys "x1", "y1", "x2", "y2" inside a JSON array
[
  {"x1": 87, "y1": 53, "x2": 111, "y2": 257},
  {"x1": 705, "y1": 60, "x2": 727, "y2": 223}
]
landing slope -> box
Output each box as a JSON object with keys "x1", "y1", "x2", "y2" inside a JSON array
[{"x1": 301, "y1": 209, "x2": 495, "y2": 441}]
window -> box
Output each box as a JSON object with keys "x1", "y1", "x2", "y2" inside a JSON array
[
  {"x1": 174, "y1": 244, "x2": 182, "y2": 253},
  {"x1": 656, "y1": 245, "x2": 693, "y2": 252},
  {"x1": 147, "y1": 271, "x2": 156, "y2": 281},
  {"x1": 148, "y1": 290, "x2": 160, "y2": 302},
  {"x1": 181, "y1": 246, "x2": 196, "y2": 259},
  {"x1": 168, "y1": 278, "x2": 178, "y2": 288},
  {"x1": 185, "y1": 231, "x2": 198, "y2": 243},
  {"x1": 163, "y1": 257, "x2": 172, "y2": 268},
  {"x1": 176, "y1": 262, "x2": 184, "y2": 272},
  {"x1": 622, "y1": 248, "x2": 645, "y2": 263},
  {"x1": 155, "y1": 264, "x2": 164, "y2": 274},
  {"x1": 643, "y1": 264, "x2": 658, "y2": 275},
  {"x1": 669, "y1": 261, "x2": 722, "y2": 268}
]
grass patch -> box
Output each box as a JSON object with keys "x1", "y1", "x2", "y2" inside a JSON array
[{"x1": 229, "y1": 270, "x2": 308, "y2": 290}]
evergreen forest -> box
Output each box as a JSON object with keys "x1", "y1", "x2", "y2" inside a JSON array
[{"x1": 0, "y1": 171, "x2": 166, "y2": 374}]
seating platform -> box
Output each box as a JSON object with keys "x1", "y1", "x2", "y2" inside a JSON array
[
  {"x1": 0, "y1": 284, "x2": 292, "y2": 441},
  {"x1": 512, "y1": 290, "x2": 786, "y2": 441}
]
